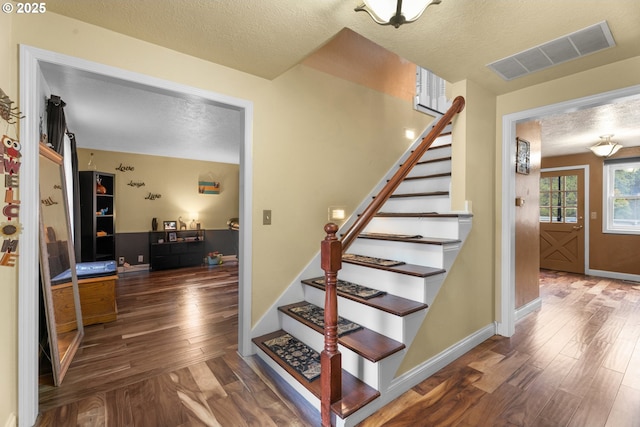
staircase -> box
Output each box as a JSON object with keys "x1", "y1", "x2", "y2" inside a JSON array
[{"x1": 253, "y1": 97, "x2": 471, "y2": 426}]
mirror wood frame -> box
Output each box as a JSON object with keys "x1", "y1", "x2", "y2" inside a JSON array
[{"x1": 39, "y1": 142, "x2": 84, "y2": 386}]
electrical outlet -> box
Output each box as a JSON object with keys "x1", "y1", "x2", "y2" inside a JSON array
[
  {"x1": 118, "y1": 256, "x2": 125, "y2": 265},
  {"x1": 138, "y1": 255, "x2": 144, "y2": 262}
]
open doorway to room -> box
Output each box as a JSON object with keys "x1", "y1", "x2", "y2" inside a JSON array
[
  {"x1": 499, "y1": 84, "x2": 640, "y2": 337},
  {"x1": 18, "y1": 46, "x2": 253, "y2": 425}
]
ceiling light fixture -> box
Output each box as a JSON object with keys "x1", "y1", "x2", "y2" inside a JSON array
[
  {"x1": 355, "y1": 0, "x2": 441, "y2": 28},
  {"x1": 589, "y1": 134, "x2": 622, "y2": 157}
]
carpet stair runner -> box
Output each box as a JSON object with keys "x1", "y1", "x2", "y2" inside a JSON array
[
  {"x1": 278, "y1": 302, "x2": 405, "y2": 362},
  {"x1": 253, "y1": 329, "x2": 380, "y2": 418},
  {"x1": 301, "y1": 277, "x2": 427, "y2": 317}
]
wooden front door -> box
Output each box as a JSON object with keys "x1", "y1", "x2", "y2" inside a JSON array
[{"x1": 539, "y1": 169, "x2": 585, "y2": 273}]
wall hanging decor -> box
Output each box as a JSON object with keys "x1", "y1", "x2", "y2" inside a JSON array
[
  {"x1": 198, "y1": 172, "x2": 220, "y2": 194},
  {"x1": 115, "y1": 163, "x2": 135, "y2": 172},
  {"x1": 516, "y1": 137, "x2": 531, "y2": 175}
]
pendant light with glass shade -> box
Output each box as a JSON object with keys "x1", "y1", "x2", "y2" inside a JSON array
[
  {"x1": 589, "y1": 134, "x2": 623, "y2": 157},
  {"x1": 355, "y1": 0, "x2": 441, "y2": 28}
]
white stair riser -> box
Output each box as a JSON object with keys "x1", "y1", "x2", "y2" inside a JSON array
[
  {"x1": 429, "y1": 133, "x2": 452, "y2": 149},
  {"x1": 304, "y1": 285, "x2": 421, "y2": 343},
  {"x1": 396, "y1": 175, "x2": 451, "y2": 194},
  {"x1": 419, "y1": 145, "x2": 451, "y2": 162},
  {"x1": 382, "y1": 196, "x2": 451, "y2": 213},
  {"x1": 339, "y1": 263, "x2": 441, "y2": 304},
  {"x1": 409, "y1": 159, "x2": 451, "y2": 177},
  {"x1": 349, "y1": 239, "x2": 445, "y2": 269},
  {"x1": 280, "y1": 313, "x2": 382, "y2": 389},
  {"x1": 366, "y1": 216, "x2": 460, "y2": 239}
]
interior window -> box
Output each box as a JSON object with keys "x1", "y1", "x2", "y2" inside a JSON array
[{"x1": 603, "y1": 160, "x2": 640, "y2": 234}]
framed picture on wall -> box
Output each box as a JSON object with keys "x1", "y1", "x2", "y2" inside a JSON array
[
  {"x1": 163, "y1": 220, "x2": 177, "y2": 230},
  {"x1": 516, "y1": 137, "x2": 530, "y2": 175}
]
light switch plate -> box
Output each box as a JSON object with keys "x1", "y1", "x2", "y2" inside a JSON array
[{"x1": 263, "y1": 210, "x2": 272, "y2": 225}]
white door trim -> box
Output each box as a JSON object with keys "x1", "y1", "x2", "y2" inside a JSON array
[
  {"x1": 498, "y1": 84, "x2": 640, "y2": 337},
  {"x1": 18, "y1": 44, "x2": 254, "y2": 425}
]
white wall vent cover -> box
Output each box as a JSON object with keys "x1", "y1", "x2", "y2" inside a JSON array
[{"x1": 487, "y1": 21, "x2": 616, "y2": 81}]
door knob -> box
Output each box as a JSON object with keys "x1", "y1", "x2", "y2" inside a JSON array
[{"x1": 572, "y1": 225, "x2": 583, "y2": 230}]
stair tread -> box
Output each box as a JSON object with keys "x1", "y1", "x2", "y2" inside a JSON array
[
  {"x1": 302, "y1": 277, "x2": 428, "y2": 317},
  {"x1": 279, "y1": 301, "x2": 405, "y2": 362},
  {"x1": 358, "y1": 232, "x2": 460, "y2": 245},
  {"x1": 389, "y1": 191, "x2": 449, "y2": 198},
  {"x1": 402, "y1": 172, "x2": 452, "y2": 181},
  {"x1": 416, "y1": 156, "x2": 451, "y2": 165},
  {"x1": 253, "y1": 330, "x2": 380, "y2": 419},
  {"x1": 376, "y1": 212, "x2": 473, "y2": 218},
  {"x1": 342, "y1": 254, "x2": 445, "y2": 278}
]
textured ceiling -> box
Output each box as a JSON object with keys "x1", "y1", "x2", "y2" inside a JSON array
[
  {"x1": 39, "y1": 1, "x2": 640, "y2": 160},
  {"x1": 45, "y1": 0, "x2": 640, "y2": 94}
]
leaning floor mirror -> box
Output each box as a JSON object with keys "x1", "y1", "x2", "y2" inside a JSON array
[{"x1": 39, "y1": 142, "x2": 84, "y2": 386}]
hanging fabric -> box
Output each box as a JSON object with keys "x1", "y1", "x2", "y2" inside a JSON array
[{"x1": 46, "y1": 95, "x2": 67, "y2": 154}]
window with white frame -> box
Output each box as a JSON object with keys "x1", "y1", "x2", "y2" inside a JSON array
[{"x1": 603, "y1": 158, "x2": 640, "y2": 234}]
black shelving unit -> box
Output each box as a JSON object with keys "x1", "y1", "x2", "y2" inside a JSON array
[
  {"x1": 79, "y1": 171, "x2": 116, "y2": 262},
  {"x1": 148, "y1": 230, "x2": 205, "y2": 270}
]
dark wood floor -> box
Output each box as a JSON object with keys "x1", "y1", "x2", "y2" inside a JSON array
[{"x1": 37, "y1": 267, "x2": 640, "y2": 426}]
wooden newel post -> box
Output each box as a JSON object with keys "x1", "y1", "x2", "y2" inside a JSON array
[{"x1": 321, "y1": 223, "x2": 342, "y2": 427}]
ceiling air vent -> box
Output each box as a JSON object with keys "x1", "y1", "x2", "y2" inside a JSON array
[{"x1": 488, "y1": 21, "x2": 616, "y2": 81}]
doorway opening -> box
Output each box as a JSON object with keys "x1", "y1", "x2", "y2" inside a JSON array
[
  {"x1": 18, "y1": 45, "x2": 254, "y2": 425},
  {"x1": 499, "y1": 83, "x2": 640, "y2": 338}
]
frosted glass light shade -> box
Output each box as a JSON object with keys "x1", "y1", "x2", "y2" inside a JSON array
[
  {"x1": 589, "y1": 135, "x2": 622, "y2": 157},
  {"x1": 355, "y1": 0, "x2": 441, "y2": 28}
]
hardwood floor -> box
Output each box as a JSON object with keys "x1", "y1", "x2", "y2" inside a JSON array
[{"x1": 37, "y1": 268, "x2": 640, "y2": 426}]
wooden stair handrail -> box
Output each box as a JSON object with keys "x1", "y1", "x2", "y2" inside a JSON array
[{"x1": 340, "y1": 96, "x2": 465, "y2": 252}]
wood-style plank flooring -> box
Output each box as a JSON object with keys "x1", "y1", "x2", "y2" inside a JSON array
[{"x1": 36, "y1": 268, "x2": 640, "y2": 426}]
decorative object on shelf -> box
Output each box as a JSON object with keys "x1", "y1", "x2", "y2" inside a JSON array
[
  {"x1": 152, "y1": 217, "x2": 158, "y2": 231},
  {"x1": 189, "y1": 212, "x2": 199, "y2": 229},
  {"x1": 589, "y1": 134, "x2": 622, "y2": 157},
  {"x1": 516, "y1": 137, "x2": 530, "y2": 175},
  {"x1": 168, "y1": 232, "x2": 177, "y2": 242},
  {"x1": 96, "y1": 175, "x2": 107, "y2": 194},
  {"x1": 115, "y1": 163, "x2": 135, "y2": 172},
  {"x1": 163, "y1": 220, "x2": 177, "y2": 231},
  {"x1": 178, "y1": 217, "x2": 187, "y2": 230},
  {"x1": 355, "y1": 0, "x2": 441, "y2": 28},
  {"x1": 227, "y1": 217, "x2": 239, "y2": 231}
]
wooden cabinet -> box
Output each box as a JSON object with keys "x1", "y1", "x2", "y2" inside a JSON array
[
  {"x1": 79, "y1": 171, "x2": 116, "y2": 262},
  {"x1": 149, "y1": 230, "x2": 205, "y2": 270},
  {"x1": 52, "y1": 275, "x2": 118, "y2": 331}
]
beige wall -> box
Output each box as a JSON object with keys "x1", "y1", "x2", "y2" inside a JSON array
[
  {"x1": 515, "y1": 122, "x2": 542, "y2": 308},
  {"x1": 399, "y1": 79, "x2": 497, "y2": 372},
  {"x1": 543, "y1": 146, "x2": 640, "y2": 275},
  {"x1": 0, "y1": 10, "x2": 18, "y2": 427},
  {"x1": 76, "y1": 149, "x2": 240, "y2": 232}
]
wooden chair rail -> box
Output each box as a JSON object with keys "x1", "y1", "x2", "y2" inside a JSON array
[{"x1": 320, "y1": 96, "x2": 465, "y2": 426}]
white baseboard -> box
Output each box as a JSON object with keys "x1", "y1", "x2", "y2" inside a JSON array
[
  {"x1": 586, "y1": 269, "x2": 640, "y2": 283},
  {"x1": 388, "y1": 323, "x2": 496, "y2": 393},
  {"x1": 4, "y1": 413, "x2": 16, "y2": 427},
  {"x1": 117, "y1": 264, "x2": 150, "y2": 273},
  {"x1": 515, "y1": 297, "x2": 542, "y2": 321}
]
